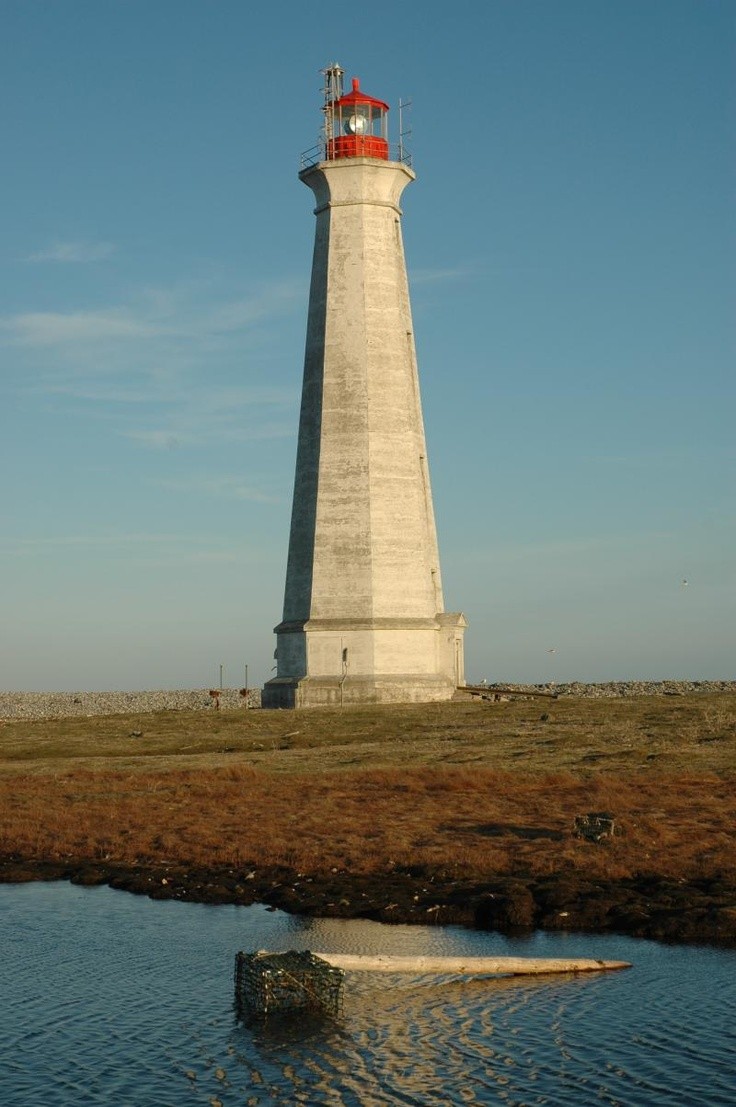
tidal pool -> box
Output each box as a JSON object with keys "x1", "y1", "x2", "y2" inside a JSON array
[{"x1": 0, "y1": 881, "x2": 733, "y2": 1105}]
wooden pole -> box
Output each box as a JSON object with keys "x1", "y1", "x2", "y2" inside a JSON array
[
  {"x1": 311, "y1": 953, "x2": 631, "y2": 975},
  {"x1": 459, "y1": 685, "x2": 559, "y2": 700}
]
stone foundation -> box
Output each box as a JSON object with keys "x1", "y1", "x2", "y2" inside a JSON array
[{"x1": 261, "y1": 672, "x2": 457, "y2": 709}]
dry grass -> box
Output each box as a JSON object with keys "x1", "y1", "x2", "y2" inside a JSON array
[{"x1": 1, "y1": 695, "x2": 734, "y2": 883}]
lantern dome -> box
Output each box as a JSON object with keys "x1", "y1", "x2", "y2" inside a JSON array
[{"x1": 326, "y1": 77, "x2": 389, "y2": 160}]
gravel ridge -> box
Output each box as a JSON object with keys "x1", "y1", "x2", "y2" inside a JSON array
[
  {"x1": 486, "y1": 680, "x2": 736, "y2": 699},
  {"x1": 0, "y1": 688, "x2": 260, "y2": 721},
  {"x1": 0, "y1": 681, "x2": 734, "y2": 720}
]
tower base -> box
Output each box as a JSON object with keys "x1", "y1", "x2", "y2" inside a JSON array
[
  {"x1": 261, "y1": 672, "x2": 457, "y2": 709},
  {"x1": 262, "y1": 613, "x2": 466, "y2": 709}
]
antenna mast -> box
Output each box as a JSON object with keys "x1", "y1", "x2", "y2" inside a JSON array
[
  {"x1": 398, "y1": 97, "x2": 413, "y2": 166},
  {"x1": 321, "y1": 63, "x2": 344, "y2": 151}
]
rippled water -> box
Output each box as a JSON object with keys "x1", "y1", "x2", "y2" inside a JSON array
[{"x1": 1, "y1": 883, "x2": 734, "y2": 1105}]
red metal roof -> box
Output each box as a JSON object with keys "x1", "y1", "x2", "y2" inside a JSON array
[{"x1": 330, "y1": 76, "x2": 389, "y2": 112}]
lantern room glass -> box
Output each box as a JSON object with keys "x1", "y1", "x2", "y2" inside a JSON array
[{"x1": 329, "y1": 102, "x2": 387, "y2": 142}]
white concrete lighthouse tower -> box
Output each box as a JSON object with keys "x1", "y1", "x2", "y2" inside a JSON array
[{"x1": 262, "y1": 65, "x2": 466, "y2": 708}]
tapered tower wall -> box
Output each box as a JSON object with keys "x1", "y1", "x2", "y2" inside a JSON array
[{"x1": 263, "y1": 156, "x2": 465, "y2": 708}]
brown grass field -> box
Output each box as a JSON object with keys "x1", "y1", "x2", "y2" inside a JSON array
[{"x1": 1, "y1": 693, "x2": 734, "y2": 889}]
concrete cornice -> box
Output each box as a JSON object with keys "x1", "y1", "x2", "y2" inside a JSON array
[
  {"x1": 299, "y1": 158, "x2": 415, "y2": 211},
  {"x1": 274, "y1": 617, "x2": 444, "y2": 634},
  {"x1": 299, "y1": 157, "x2": 416, "y2": 185},
  {"x1": 312, "y1": 199, "x2": 404, "y2": 216}
]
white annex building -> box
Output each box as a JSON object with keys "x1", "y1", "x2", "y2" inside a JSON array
[{"x1": 262, "y1": 65, "x2": 466, "y2": 708}]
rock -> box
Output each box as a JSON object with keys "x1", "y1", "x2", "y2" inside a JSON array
[{"x1": 574, "y1": 813, "x2": 616, "y2": 842}]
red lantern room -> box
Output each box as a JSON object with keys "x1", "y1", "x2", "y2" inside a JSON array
[{"x1": 324, "y1": 72, "x2": 389, "y2": 161}]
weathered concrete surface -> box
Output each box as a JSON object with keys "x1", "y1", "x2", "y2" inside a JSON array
[{"x1": 263, "y1": 157, "x2": 465, "y2": 708}]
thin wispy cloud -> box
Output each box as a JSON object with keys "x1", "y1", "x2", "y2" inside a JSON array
[
  {"x1": 208, "y1": 283, "x2": 305, "y2": 331},
  {"x1": 38, "y1": 383, "x2": 168, "y2": 405},
  {"x1": 121, "y1": 418, "x2": 293, "y2": 450},
  {"x1": 409, "y1": 265, "x2": 475, "y2": 285},
  {"x1": 0, "y1": 277, "x2": 303, "y2": 352},
  {"x1": 5, "y1": 532, "x2": 216, "y2": 549},
  {"x1": 135, "y1": 549, "x2": 240, "y2": 567},
  {"x1": 3, "y1": 309, "x2": 160, "y2": 346},
  {"x1": 125, "y1": 429, "x2": 187, "y2": 450},
  {"x1": 25, "y1": 240, "x2": 116, "y2": 263},
  {"x1": 118, "y1": 382, "x2": 296, "y2": 450},
  {"x1": 591, "y1": 451, "x2": 714, "y2": 468},
  {"x1": 152, "y1": 475, "x2": 279, "y2": 503},
  {"x1": 454, "y1": 532, "x2": 675, "y2": 566},
  {"x1": 2, "y1": 532, "x2": 242, "y2": 566},
  {"x1": 0, "y1": 276, "x2": 303, "y2": 448}
]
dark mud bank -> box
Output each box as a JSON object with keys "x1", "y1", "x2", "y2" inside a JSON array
[{"x1": 3, "y1": 859, "x2": 735, "y2": 948}]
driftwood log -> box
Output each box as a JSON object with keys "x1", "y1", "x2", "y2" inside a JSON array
[
  {"x1": 459, "y1": 685, "x2": 559, "y2": 701},
  {"x1": 311, "y1": 953, "x2": 631, "y2": 975}
]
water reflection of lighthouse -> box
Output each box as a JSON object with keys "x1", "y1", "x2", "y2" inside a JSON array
[{"x1": 263, "y1": 65, "x2": 466, "y2": 709}]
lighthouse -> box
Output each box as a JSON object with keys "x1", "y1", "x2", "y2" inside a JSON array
[{"x1": 262, "y1": 65, "x2": 466, "y2": 708}]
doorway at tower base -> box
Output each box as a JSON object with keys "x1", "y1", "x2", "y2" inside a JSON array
[{"x1": 261, "y1": 613, "x2": 466, "y2": 709}]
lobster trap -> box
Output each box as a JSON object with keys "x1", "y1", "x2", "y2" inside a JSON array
[{"x1": 234, "y1": 950, "x2": 344, "y2": 1018}]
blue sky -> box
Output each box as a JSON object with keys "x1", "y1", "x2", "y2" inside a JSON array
[{"x1": 1, "y1": 0, "x2": 733, "y2": 691}]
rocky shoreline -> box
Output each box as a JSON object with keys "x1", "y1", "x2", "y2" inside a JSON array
[
  {"x1": 1, "y1": 858, "x2": 735, "y2": 948},
  {"x1": 1, "y1": 680, "x2": 734, "y2": 720}
]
